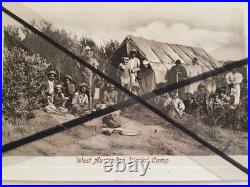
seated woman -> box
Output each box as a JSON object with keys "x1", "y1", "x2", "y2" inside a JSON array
[
  {"x1": 44, "y1": 84, "x2": 68, "y2": 114},
  {"x1": 71, "y1": 83, "x2": 91, "y2": 116}
]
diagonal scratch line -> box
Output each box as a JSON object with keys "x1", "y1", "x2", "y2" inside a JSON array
[{"x1": 2, "y1": 7, "x2": 248, "y2": 174}]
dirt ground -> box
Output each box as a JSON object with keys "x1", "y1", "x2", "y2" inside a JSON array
[{"x1": 2, "y1": 105, "x2": 248, "y2": 156}]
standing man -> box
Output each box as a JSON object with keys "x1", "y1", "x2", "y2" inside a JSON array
[
  {"x1": 119, "y1": 56, "x2": 131, "y2": 101},
  {"x1": 128, "y1": 49, "x2": 141, "y2": 86},
  {"x1": 187, "y1": 57, "x2": 202, "y2": 93},
  {"x1": 63, "y1": 75, "x2": 76, "y2": 109},
  {"x1": 166, "y1": 59, "x2": 188, "y2": 98},
  {"x1": 137, "y1": 60, "x2": 156, "y2": 94},
  {"x1": 225, "y1": 69, "x2": 243, "y2": 105},
  {"x1": 41, "y1": 70, "x2": 57, "y2": 105},
  {"x1": 78, "y1": 46, "x2": 99, "y2": 108}
]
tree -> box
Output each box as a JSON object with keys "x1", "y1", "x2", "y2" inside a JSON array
[
  {"x1": 21, "y1": 20, "x2": 82, "y2": 81},
  {"x1": 99, "y1": 39, "x2": 120, "y2": 60},
  {"x1": 3, "y1": 47, "x2": 49, "y2": 122},
  {"x1": 79, "y1": 36, "x2": 98, "y2": 52}
]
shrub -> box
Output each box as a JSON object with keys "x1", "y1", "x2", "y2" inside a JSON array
[{"x1": 3, "y1": 47, "x2": 49, "y2": 123}]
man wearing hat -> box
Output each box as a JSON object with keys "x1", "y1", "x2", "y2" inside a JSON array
[
  {"x1": 63, "y1": 75, "x2": 76, "y2": 108},
  {"x1": 187, "y1": 57, "x2": 202, "y2": 93},
  {"x1": 166, "y1": 59, "x2": 187, "y2": 98},
  {"x1": 137, "y1": 60, "x2": 156, "y2": 94},
  {"x1": 78, "y1": 46, "x2": 99, "y2": 107},
  {"x1": 225, "y1": 68, "x2": 243, "y2": 106},
  {"x1": 41, "y1": 70, "x2": 57, "y2": 105},
  {"x1": 128, "y1": 49, "x2": 141, "y2": 86},
  {"x1": 193, "y1": 82, "x2": 208, "y2": 113},
  {"x1": 119, "y1": 56, "x2": 131, "y2": 101},
  {"x1": 71, "y1": 83, "x2": 91, "y2": 115}
]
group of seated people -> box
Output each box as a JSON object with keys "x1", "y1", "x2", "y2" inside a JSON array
[
  {"x1": 42, "y1": 69, "x2": 242, "y2": 121},
  {"x1": 42, "y1": 70, "x2": 91, "y2": 115},
  {"x1": 42, "y1": 70, "x2": 120, "y2": 116},
  {"x1": 155, "y1": 82, "x2": 241, "y2": 120}
]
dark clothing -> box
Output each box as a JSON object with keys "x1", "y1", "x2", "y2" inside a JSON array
[
  {"x1": 166, "y1": 65, "x2": 188, "y2": 98},
  {"x1": 102, "y1": 115, "x2": 121, "y2": 128},
  {"x1": 54, "y1": 92, "x2": 66, "y2": 108},
  {"x1": 63, "y1": 83, "x2": 76, "y2": 98},
  {"x1": 137, "y1": 67, "x2": 156, "y2": 93},
  {"x1": 41, "y1": 79, "x2": 56, "y2": 96},
  {"x1": 63, "y1": 83, "x2": 76, "y2": 108},
  {"x1": 166, "y1": 65, "x2": 188, "y2": 82}
]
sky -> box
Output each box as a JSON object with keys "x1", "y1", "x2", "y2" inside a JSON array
[{"x1": 3, "y1": 2, "x2": 248, "y2": 61}]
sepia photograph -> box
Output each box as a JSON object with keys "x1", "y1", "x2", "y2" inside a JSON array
[{"x1": 2, "y1": 2, "x2": 248, "y2": 183}]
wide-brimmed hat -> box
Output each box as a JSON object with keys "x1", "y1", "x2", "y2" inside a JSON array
[
  {"x1": 48, "y1": 71, "x2": 56, "y2": 76},
  {"x1": 65, "y1": 75, "x2": 73, "y2": 81},
  {"x1": 55, "y1": 84, "x2": 62, "y2": 89},
  {"x1": 79, "y1": 83, "x2": 89, "y2": 89}
]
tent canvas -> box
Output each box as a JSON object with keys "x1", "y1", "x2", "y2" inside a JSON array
[{"x1": 109, "y1": 35, "x2": 221, "y2": 94}]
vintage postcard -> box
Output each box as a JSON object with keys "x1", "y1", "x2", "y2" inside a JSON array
[{"x1": 2, "y1": 2, "x2": 248, "y2": 184}]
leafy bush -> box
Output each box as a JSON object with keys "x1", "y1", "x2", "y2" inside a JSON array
[{"x1": 3, "y1": 47, "x2": 49, "y2": 123}]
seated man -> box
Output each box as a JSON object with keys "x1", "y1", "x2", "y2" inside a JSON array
[
  {"x1": 103, "y1": 83, "x2": 118, "y2": 106},
  {"x1": 219, "y1": 90, "x2": 230, "y2": 105},
  {"x1": 170, "y1": 92, "x2": 185, "y2": 117},
  {"x1": 44, "y1": 84, "x2": 68, "y2": 113},
  {"x1": 71, "y1": 83, "x2": 90, "y2": 115},
  {"x1": 193, "y1": 83, "x2": 208, "y2": 104},
  {"x1": 162, "y1": 93, "x2": 173, "y2": 114}
]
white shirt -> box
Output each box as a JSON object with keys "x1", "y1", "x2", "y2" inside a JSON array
[
  {"x1": 128, "y1": 57, "x2": 140, "y2": 72},
  {"x1": 48, "y1": 80, "x2": 54, "y2": 94},
  {"x1": 172, "y1": 98, "x2": 185, "y2": 112},
  {"x1": 233, "y1": 72, "x2": 243, "y2": 84},
  {"x1": 225, "y1": 72, "x2": 243, "y2": 85},
  {"x1": 225, "y1": 72, "x2": 234, "y2": 85},
  {"x1": 72, "y1": 92, "x2": 88, "y2": 105}
]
